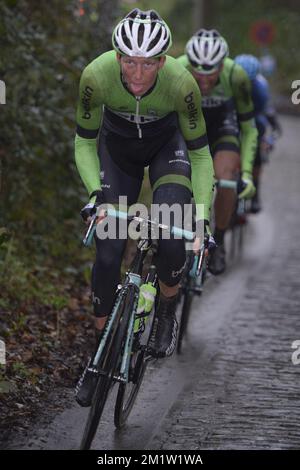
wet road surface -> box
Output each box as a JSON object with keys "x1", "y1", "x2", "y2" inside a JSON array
[{"x1": 6, "y1": 115, "x2": 300, "y2": 450}]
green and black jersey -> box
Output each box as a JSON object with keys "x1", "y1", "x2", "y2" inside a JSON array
[
  {"x1": 75, "y1": 50, "x2": 214, "y2": 220},
  {"x1": 177, "y1": 55, "x2": 258, "y2": 175}
]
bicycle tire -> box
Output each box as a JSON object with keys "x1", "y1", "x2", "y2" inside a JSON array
[
  {"x1": 230, "y1": 217, "x2": 245, "y2": 259},
  {"x1": 238, "y1": 222, "x2": 245, "y2": 253},
  {"x1": 114, "y1": 345, "x2": 147, "y2": 429},
  {"x1": 177, "y1": 276, "x2": 194, "y2": 354},
  {"x1": 114, "y1": 283, "x2": 159, "y2": 429},
  {"x1": 176, "y1": 254, "x2": 195, "y2": 354},
  {"x1": 80, "y1": 285, "x2": 137, "y2": 450}
]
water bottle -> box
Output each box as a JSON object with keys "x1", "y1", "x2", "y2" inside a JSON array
[{"x1": 134, "y1": 267, "x2": 157, "y2": 334}]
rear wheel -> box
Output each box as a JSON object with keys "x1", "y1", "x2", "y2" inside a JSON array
[
  {"x1": 114, "y1": 344, "x2": 147, "y2": 429},
  {"x1": 238, "y1": 223, "x2": 244, "y2": 253}
]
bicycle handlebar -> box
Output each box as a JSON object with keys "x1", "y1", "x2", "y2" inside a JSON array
[
  {"x1": 217, "y1": 179, "x2": 238, "y2": 190},
  {"x1": 216, "y1": 178, "x2": 247, "y2": 195},
  {"x1": 83, "y1": 207, "x2": 195, "y2": 247}
]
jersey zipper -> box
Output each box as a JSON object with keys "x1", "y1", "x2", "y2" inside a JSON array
[{"x1": 135, "y1": 96, "x2": 142, "y2": 139}]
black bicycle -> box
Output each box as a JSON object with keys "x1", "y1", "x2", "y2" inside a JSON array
[
  {"x1": 214, "y1": 178, "x2": 248, "y2": 260},
  {"x1": 79, "y1": 208, "x2": 194, "y2": 449},
  {"x1": 176, "y1": 235, "x2": 209, "y2": 354},
  {"x1": 228, "y1": 180, "x2": 251, "y2": 260}
]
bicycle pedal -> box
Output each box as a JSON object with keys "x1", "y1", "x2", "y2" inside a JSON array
[
  {"x1": 114, "y1": 373, "x2": 126, "y2": 383},
  {"x1": 87, "y1": 367, "x2": 99, "y2": 375}
]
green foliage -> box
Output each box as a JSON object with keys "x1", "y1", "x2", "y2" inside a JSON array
[
  {"x1": 0, "y1": 377, "x2": 17, "y2": 394},
  {"x1": 121, "y1": 0, "x2": 298, "y2": 95},
  {"x1": 0, "y1": 0, "x2": 296, "y2": 313},
  {"x1": 12, "y1": 361, "x2": 30, "y2": 380},
  {"x1": 120, "y1": 0, "x2": 194, "y2": 55},
  {"x1": 0, "y1": 0, "x2": 119, "y2": 309},
  {"x1": 213, "y1": 0, "x2": 300, "y2": 94}
]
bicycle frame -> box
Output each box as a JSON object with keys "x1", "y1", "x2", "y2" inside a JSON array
[
  {"x1": 118, "y1": 274, "x2": 140, "y2": 383},
  {"x1": 91, "y1": 281, "x2": 138, "y2": 374},
  {"x1": 79, "y1": 206, "x2": 197, "y2": 448},
  {"x1": 92, "y1": 235, "x2": 155, "y2": 385},
  {"x1": 84, "y1": 209, "x2": 194, "y2": 383}
]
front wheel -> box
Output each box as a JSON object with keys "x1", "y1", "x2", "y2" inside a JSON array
[
  {"x1": 176, "y1": 255, "x2": 195, "y2": 355},
  {"x1": 114, "y1": 285, "x2": 159, "y2": 429},
  {"x1": 80, "y1": 286, "x2": 136, "y2": 450},
  {"x1": 176, "y1": 277, "x2": 194, "y2": 354}
]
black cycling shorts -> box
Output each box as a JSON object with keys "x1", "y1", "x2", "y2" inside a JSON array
[
  {"x1": 91, "y1": 115, "x2": 192, "y2": 317},
  {"x1": 203, "y1": 102, "x2": 240, "y2": 156}
]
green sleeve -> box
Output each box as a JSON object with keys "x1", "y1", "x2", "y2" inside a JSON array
[
  {"x1": 189, "y1": 146, "x2": 215, "y2": 221},
  {"x1": 74, "y1": 135, "x2": 100, "y2": 198},
  {"x1": 75, "y1": 63, "x2": 103, "y2": 200},
  {"x1": 176, "y1": 54, "x2": 190, "y2": 68},
  {"x1": 232, "y1": 65, "x2": 258, "y2": 175},
  {"x1": 175, "y1": 72, "x2": 214, "y2": 221}
]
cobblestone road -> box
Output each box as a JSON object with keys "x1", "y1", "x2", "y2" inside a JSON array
[
  {"x1": 150, "y1": 115, "x2": 300, "y2": 450},
  {"x1": 4, "y1": 116, "x2": 300, "y2": 451}
]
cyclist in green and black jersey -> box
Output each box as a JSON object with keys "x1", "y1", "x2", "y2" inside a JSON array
[
  {"x1": 75, "y1": 10, "x2": 214, "y2": 406},
  {"x1": 178, "y1": 29, "x2": 258, "y2": 275}
]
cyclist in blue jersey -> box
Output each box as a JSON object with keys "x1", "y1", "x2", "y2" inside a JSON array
[{"x1": 235, "y1": 54, "x2": 282, "y2": 213}]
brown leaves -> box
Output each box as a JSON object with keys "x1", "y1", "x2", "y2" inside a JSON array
[{"x1": 0, "y1": 284, "x2": 94, "y2": 442}]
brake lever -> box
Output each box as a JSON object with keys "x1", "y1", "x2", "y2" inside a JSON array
[
  {"x1": 196, "y1": 235, "x2": 209, "y2": 277},
  {"x1": 83, "y1": 214, "x2": 97, "y2": 247}
]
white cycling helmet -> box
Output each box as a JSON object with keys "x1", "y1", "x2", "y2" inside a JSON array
[
  {"x1": 112, "y1": 9, "x2": 172, "y2": 58},
  {"x1": 186, "y1": 29, "x2": 229, "y2": 74}
]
